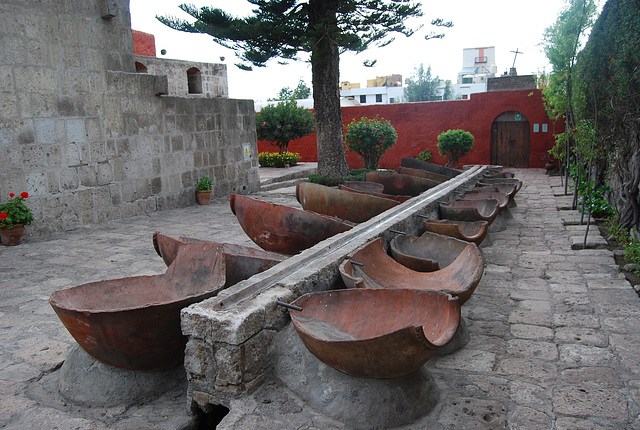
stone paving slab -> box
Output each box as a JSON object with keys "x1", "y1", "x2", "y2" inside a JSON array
[{"x1": 1, "y1": 168, "x2": 640, "y2": 429}]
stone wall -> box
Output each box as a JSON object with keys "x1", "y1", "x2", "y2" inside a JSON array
[
  {"x1": 0, "y1": 0, "x2": 259, "y2": 239},
  {"x1": 487, "y1": 75, "x2": 536, "y2": 92},
  {"x1": 135, "y1": 56, "x2": 229, "y2": 99},
  {"x1": 260, "y1": 89, "x2": 560, "y2": 169}
]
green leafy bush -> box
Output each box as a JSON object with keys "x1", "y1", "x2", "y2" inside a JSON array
[
  {"x1": 258, "y1": 152, "x2": 301, "y2": 168},
  {"x1": 197, "y1": 176, "x2": 212, "y2": 191},
  {"x1": 344, "y1": 116, "x2": 398, "y2": 170},
  {"x1": 307, "y1": 168, "x2": 389, "y2": 186},
  {"x1": 606, "y1": 221, "x2": 640, "y2": 276},
  {"x1": 581, "y1": 184, "x2": 614, "y2": 218},
  {"x1": 256, "y1": 100, "x2": 315, "y2": 154},
  {"x1": 437, "y1": 129, "x2": 474, "y2": 168}
]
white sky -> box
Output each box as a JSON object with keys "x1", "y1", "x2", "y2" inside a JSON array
[{"x1": 129, "y1": 0, "x2": 585, "y2": 102}]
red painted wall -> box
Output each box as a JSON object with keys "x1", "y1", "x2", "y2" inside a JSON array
[
  {"x1": 132, "y1": 30, "x2": 156, "y2": 57},
  {"x1": 258, "y1": 89, "x2": 561, "y2": 169}
]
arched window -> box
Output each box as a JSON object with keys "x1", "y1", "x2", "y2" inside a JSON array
[
  {"x1": 135, "y1": 62, "x2": 148, "y2": 73},
  {"x1": 187, "y1": 67, "x2": 202, "y2": 94}
]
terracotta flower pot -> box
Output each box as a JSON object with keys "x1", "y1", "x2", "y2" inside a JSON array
[
  {"x1": 196, "y1": 190, "x2": 212, "y2": 205},
  {"x1": 0, "y1": 224, "x2": 25, "y2": 246}
]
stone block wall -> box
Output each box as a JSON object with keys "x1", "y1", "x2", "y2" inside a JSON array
[
  {"x1": 487, "y1": 75, "x2": 536, "y2": 92},
  {"x1": 0, "y1": 0, "x2": 259, "y2": 238},
  {"x1": 135, "y1": 56, "x2": 229, "y2": 99}
]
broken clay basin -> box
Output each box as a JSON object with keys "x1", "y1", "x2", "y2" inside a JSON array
[
  {"x1": 49, "y1": 242, "x2": 225, "y2": 371},
  {"x1": 152, "y1": 232, "x2": 286, "y2": 288},
  {"x1": 460, "y1": 191, "x2": 509, "y2": 209},
  {"x1": 288, "y1": 288, "x2": 460, "y2": 378},
  {"x1": 469, "y1": 184, "x2": 518, "y2": 206},
  {"x1": 230, "y1": 194, "x2": 353, "y2": 255},
  {"x1": 398, "y1": 166, "x2": 450, "y2": 184},
  {"x1": 363, "y1": 171, "x2": 440, "y2": 196},
  {"x1": 296, "y1": 182, "x2": 399, "y2": 223},
  {"x1": 339, "y1": 237, "x2": 482, "y2": 305},
  {"x1": 422, "y1": 219, "x2": 489, "y2": 246},
  {"x1": 339, "y1": 181, "x2": 412, "y2": 203},
  {"x1": 400, "y1": 157, "x2": 462, "y2": 178},
  {"x1": 439, "y1": 199, "x2": 499, "y2": 224},
  {"x1": 390, "y1": 231, "x2": 484, "y2": 277},
  {"x1": 479, "y1": 178, "x2": 522, "y2": 194}
]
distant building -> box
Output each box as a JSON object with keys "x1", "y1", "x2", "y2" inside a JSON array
[
  {"x1": 340, "y1": 75, "x2": 405, "y2": 105},
  {"x1": 452, "y1": 46, "x2": 498, "y2": 99},
  {"x1": 457, "y1": 46, "x2": 498, "y2": 83}
]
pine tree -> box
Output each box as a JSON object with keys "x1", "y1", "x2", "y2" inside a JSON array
[{"x1": 158, "y1": 1, "x2": 450, "y2": 177}]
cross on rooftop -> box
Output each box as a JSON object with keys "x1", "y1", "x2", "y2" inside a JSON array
[{"x1": 511, "y1": 48, "x2": 523, "y2": 68}]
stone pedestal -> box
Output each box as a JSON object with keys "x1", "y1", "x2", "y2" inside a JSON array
[
  {"x1": 58, "y1": 345, "x2": 186, "y2": 408},
  {"x1": 271, "y1": 324, "x2": 440, "y2": 429}
]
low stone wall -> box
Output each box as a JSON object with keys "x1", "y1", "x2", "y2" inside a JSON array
[
  {"x1": 134, "y1": 56, "x2": 229, "y2": 99},
  {"x1": 180, "y1": 165, "x2": 489, "y2": 410}
]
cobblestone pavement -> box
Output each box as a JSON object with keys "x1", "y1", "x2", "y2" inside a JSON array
[{"x1": 1, "y1": 167, "x2": 639, "y2": 429}]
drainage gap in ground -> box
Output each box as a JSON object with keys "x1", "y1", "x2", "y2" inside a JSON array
[{"x1": 195, "y1": 403, "x2": 230, "y2": 429}]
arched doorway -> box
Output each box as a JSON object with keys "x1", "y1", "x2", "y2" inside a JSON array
[
  {"x1": 490, "y1": 111, "x2": 530, "y2": 167},
  {"x1": 187, "y1": 67, "x2": 202, "y2": 94}
]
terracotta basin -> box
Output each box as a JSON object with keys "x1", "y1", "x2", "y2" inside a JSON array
[
  {"x1": 390, "y1": 231, "x2": 484, "y2": 275},
  {"x1": 230, "y1": 194, "x2": 353, "y2": 255},
  {"x1": 460, "y1": 191, "x2": 509, "y2": 209},
  {"x1": 364, "y1": 171, "x2": 439, "y2": 196},
  {"x1": 398, "y1": 166, "x2": 450, "y2": 183},
  {"x1": 422, "y1": 219, "x2": 489, "y2": 246},
  {"x1": 484, "y1": 171, "x2": 515, "y2": 179},
  {"x1": 400, "y1": 157, "x2": 461, "y2": 178},
  {"x1": 288, "y1": 288, "x2": 460, "y2": 378},
  {"x1": 296, "y1": 182, "x2": 398, "y2": 223},
  {"x1": 479, "y1": 178, "x2": 522, "y2": 194},
  {"x1": 339, "y1": 182, "x2": 412, "y2": 203},
  {"x1": 470, "y1": 184, "x2": 517, "y2": 199},
  {"x1": 339, "y1": 237, "x2": 483, "y2": 305},
  {"x1": 439, "y1": 199, "x2": 499, "y2": 224},
  {"x1": 152, "y1": 232, "x2": 286, "y2": 288},
  {"x1": 49, "y1": 242, "x2": 226, "y2": 371}
]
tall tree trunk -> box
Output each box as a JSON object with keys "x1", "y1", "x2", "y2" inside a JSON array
[{"x1": 308, "y1": 0, "x2": 350, "y2": 178}]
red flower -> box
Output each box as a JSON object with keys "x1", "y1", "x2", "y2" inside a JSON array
[
  {"x1": 0, "y1": 212, "x2": 7, "y2": 220},
  {"x1": 9, "y1": 193, "x2": 14, "y2": 197},
  {"x1": 20, "y1": 192, "x2": 28, "y2": 199}
]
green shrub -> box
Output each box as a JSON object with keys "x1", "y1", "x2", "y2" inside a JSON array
[
  {"x1": 437, "y1": 129, "x2": 474, "y2": 168},
  {"x1": 197, "y1": 176, "x2": 212, "y2": 191},
  {"x1": 344, "y1": 116, "x2": 398, "y2": 170},
  {"x1": 256, "y1": 100, "x2": 315, "y2": 154},
  {"x1": 307, "y1": 168, "x2": 389, "y2": 186},
  {"x1": 606, "y1": 221, "x2": 640, "y2": 276},
  {"x1": 258, "y1": 151, "x2": 301, "y2": 168}
]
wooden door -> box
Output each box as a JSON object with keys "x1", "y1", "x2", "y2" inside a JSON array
[{"x1": 491, "y1": 112, "x2": 530, "y2": 167}]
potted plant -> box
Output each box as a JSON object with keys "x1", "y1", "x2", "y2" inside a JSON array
[
  {"x1": 196, "y1": 177, "x2": 213, "y2": 205},
  {"x1": 0, "y1": 192, "x2": 34, "y2": 246}
]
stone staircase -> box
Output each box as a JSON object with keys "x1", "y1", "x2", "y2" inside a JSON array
[{"x1": 259, "y1": 163, "x2": 317, "y2": 191}]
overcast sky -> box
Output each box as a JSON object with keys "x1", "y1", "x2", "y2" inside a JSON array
[{"x1": 129, "y1": 0, "x2": 596, "y2": 102}]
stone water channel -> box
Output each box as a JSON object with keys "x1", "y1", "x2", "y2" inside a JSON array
[{"x1": 181, "y1": 164, "x2": 494, "y2": 428}]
